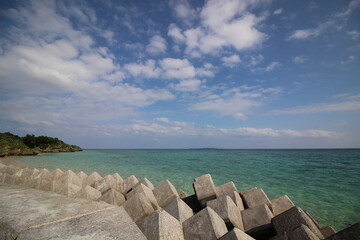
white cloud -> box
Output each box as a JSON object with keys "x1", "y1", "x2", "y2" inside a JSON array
[
  {"x1": 124, "y1": 60, "x2": 161, "y2": 78},
  {"x1": 196, "y1": 63, "x2": 216, "y2": 77},
  {"x1": 169, "y1": 0, "x2": 196, "y2": 25},
  {"x1": 293, "y1": 56, "x2": 307, "y2": 64},
  {"x1": 271, "y1": 101, "x2": 360, "y2": 115},
  {"x1": 146, "y1": 35, "x2": 167, "y2": 55},
  {"x1": 288, "y1": 28, "x2": 322, "y2": 40},
  {"x1": 191, "y1": 86, "x2": 282, "y2": 119},
  {"x1": 170, "y1": 79, "x2": 203, "y2": 92},
  {"x1": 168, "y1": 0, "x2": 267, "y2": 56},
  {"x1": 288, "y1": 0, "x2": 360, "y2": 41},
  {"x1": 348, "y1": 30, "x2": 360, "y2": 40},
  {"x1": 107, "y1": 118, "x2": 342, "y2": 138},
  {"x1": 248, "y1": 54, "x2": 264, "y2": 66},
  {"x1": 253, "y1": 61, "x2": 281, "y2": 72},
  {"x1": 159, "y1": 58, "x2": 196, "y2": 79},
  {"x1": 273, "y1": 8, "x2": 283, "y2": 15},
  {"x1": 222, "y1": 54, "x2": 241, "y2": 67},
  {"x1": 336, "y1": 0, "x2": 360, "y2": 18}
]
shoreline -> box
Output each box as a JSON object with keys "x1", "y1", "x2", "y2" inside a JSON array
[{"x1": 0, "y1": 156, "x2": 28, "y2": 168}]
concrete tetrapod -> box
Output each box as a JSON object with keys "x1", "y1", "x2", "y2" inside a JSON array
[
  {"x1": 123, "y1": 175, "x2": 139, "y2": 194},
  {"x1": 127, "y1": 183, "x2": 159, "y2": 210},
  {"x1": 271, "y1": 206, "x2": 324, "y2": 239},
  {"x1": 219, "y1": 228, "x2": 255, "y2": 240},
  {"x1": 207, "y1": 195, "x2": 244, "y2": 231},
  {"x1": 74, "y1": 185, "x2": 102, "y2": 201},
  {"x1": 123, "y1": 192, "x2": 155, "y2": 223},
  {"x1": 163, "y1": 198, "x2": 193, "y2": 222},
  {"x1": 137, "y1": 209, "x2": 184, "y2": 240},
  {"x1": 241, "y1": 203, "x2": 275, "y2": 239},
  {"x1": 270, "y1": 195, "x2": 295, "y2": 216},
  {"x1": 77, "y1": 171, "x2": 88, "y2": 186},
  {"x1": 153, "y1": 180, "x2": 179, "y2": 208},
  {"x1": 182, "y1": 207, "x2": 228, "y2": 240},
  {"x1": 240, "y1": 187, "x2": 271, "y2": 209},
  {"x1": 133, "y1": 178, "x2": 155, "y2": 190},
  {"x1": 193, "y1": 174, "x2": 217, "y2": 207},
  {"x1": 216, "y1": 181, "x2": 238, "y2": 197},
  {"x1": 99, "y1": 188, "x2": 126, "y2": 206},
  {"x1": 85, "y1": 172, "x2": 103, "y2": 187}
]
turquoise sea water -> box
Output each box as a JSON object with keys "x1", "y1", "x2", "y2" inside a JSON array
[{"x1": 13, "y1": 149, "x2": 360, "y2": 231}]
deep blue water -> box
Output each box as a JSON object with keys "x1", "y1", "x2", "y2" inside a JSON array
[{"x1": 13, "y1": 149, "x2": 360, "y2": 231}]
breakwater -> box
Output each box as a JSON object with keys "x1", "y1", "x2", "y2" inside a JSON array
[{"x1": 0, "y1": 163, "x2": 358, "y2": 240}]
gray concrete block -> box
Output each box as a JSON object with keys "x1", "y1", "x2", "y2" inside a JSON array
[
  {"x1": 77, "y1": 171, "x2": 88, "y2": 186},
  {"x1": 59, "y1": 170, "x2": 82, "y2": 187},
  {"x1": 320, "y1": 226, "x2": 336, "y2": 238},
  {"x1": 228, "y1": 191, "x2": 245, "y2": 211},
  {"x1": 138, "y1": 209, "x2": 184, "y2": 240},
  {"x1": 240, "y1": 187, "x2": 271, "y2": 209},
  {"x1": 271, "y1": 195, "x2": 295, "y2": 216},
  {"x1": 85, "y1": 171, "x2": 103, "y2": 187},
  {"x1": 112, "y1": 172, "x2": 124, "y2": 183},
  {"x1": 193, "y1": 174, "x2": 217, "y2": 207},
  {"x1": 56, "y1": 182, "x2": 81, "y2": 197},
  {"x1": 216, "y1": 181, "x2": 238, "y2": 197},
  {"x1": 17, "y1": 207, "x2": 147, "y2": 240},
  {"x1": 207, "y1": 195, "x2": 244, "y2": 231},
  {"x1": 0, "y1": 183, "x2": 116, "y2": 239},
  {"x1": 163, "y1": 198, "x2": 193, "y2": 222},
  {"x1": 153, "y1": 180, "x2": 179, "y2": 207},
  {"x1": 123, "y1": 175, "x2": 139, "y2": 194},
  {"x1": 74, "y1": 185, "x2": 102, "y2": 201},
  {"x1": 133, "y1": 177, "x2": 155, "y2": 190},
  {"x1": 123, "y1": 192, "x2": 155, "y2": 222},
  {"x1": 179, "y1": 192, "x2": 188, "y2": 198},
  {"x1": 183, "y1": 207, "x2": 228, "y2": 240},
  {"x1": 242, "y1": 203, "x2": 274, "y2": 233},
  {"x1": 127, "y1": 183, "x2": 159, "y2": 209},
  {"x1": 287, "y1": 224, "x2": 320, "y2": 240},
  {"x1": 94, "y1": 174, "x2": 121, "y2": 193},
  {"x1": 52, "y1": 168, "x2": 64, "y2": 179},
  {"x1": 271, "y1": 206, "x2": 324, "y2": 239},
  {"x1": 220, "y1": 228, "x2": 256, "y2": 240},
  {"x1": 325, "y1": 223, "x2": 359, "y2": 240},
  {"x1": 99, "y1": 188, "x2": 126, "y2": 206}
]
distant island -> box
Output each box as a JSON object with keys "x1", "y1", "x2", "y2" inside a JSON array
[{"x1": 0, "y1": 132, "x2": 82, "y2": 157}]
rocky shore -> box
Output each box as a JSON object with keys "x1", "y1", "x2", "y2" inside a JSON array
[
  {"x1": 0, "y1": 132, "x2": 82, "y2": 158},
  {"x1": 0, "y1": 162, "x2": 359, "y2": 240}
]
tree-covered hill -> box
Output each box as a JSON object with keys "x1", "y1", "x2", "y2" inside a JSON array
[{"x1": 0, "y1": 132, "x2": 82, "y2": 157}]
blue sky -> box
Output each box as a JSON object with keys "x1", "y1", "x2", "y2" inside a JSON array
[{"x1": 0, "y1": 0, "x2": 359, "y2": 149}]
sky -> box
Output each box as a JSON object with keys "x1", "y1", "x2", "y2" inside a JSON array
[{"x1": 0, "y1": 0, "x2": 359, "y2": 149}]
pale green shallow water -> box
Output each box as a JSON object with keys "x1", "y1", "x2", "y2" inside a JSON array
[{"x1": 13, "y1": 149, "x2": 360, "y2": 231}]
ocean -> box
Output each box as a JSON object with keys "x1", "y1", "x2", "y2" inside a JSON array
[{"x1": 12, "y1": 149, "x2": 360, "y2": 231}]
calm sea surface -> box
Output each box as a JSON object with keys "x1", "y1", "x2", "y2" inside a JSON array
[{"x1": 13, "y1": 149, "x2": 360, "y2": 231}]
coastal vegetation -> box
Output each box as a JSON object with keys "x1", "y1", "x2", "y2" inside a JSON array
[{"x1": 0, "y1": 132, "x2": 82, "y2": 157}]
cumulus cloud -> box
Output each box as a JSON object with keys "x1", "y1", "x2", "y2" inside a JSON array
[
  {"x1": 108, "y1": 118, "x2": 342, "y2": 138},
  {"x1": 159, "y1": 58, "x2": 197, "y2": 79},
  {"x1": 168, "y1": 0, "x2": 267, "y2": 56},
  {"x1": 190, "y1": 86, "x2": 282, "y2": 120},
  {"x1": 293, "y1": 56, "x2": 307, "y2": 64},
  {"x1": 273, "y1": 8, "x2": 283, "y2": 15},
  {"x1": 271, "y1": 101, "x2": 360, "y2": 115},
  {"x1": 0, "y1": 0, "x2": 175, "y2": 133},
  {"x1": 222, "y1": 54, "x2": 241, "y2": 67},
  {"x1": 169, "y1": 79, "x2": 203, "y2": 91},
  {"x1": 124, "y1": 60, "x2": 161, "y2": 78},
  {"x1": 146, "y1": 35, "x2": 167, "y2": 55}
]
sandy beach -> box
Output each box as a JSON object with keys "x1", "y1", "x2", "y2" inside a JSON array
[{"x1": 0, "y1": 157, "x2": 28, "y2": 168}]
